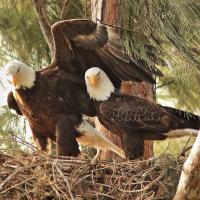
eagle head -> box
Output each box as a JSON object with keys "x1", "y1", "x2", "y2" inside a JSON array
[
  {"x1": 5, "y1": 60, "x2": 36, "y2": 89},
  {"x1": 85, "y1": 67, "x2": 114, "y2": 101}
]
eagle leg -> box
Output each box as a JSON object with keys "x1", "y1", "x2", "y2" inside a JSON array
[
  {"x1": 32, "y1": 133, "x2": 49, "y2": 152},
  {"x1": 122, "y1": 133, "x2": 144, "y2": 160},
  {"x1": 56, "y1": 119, "x2": 80, "y2": 157},
  {"x1": 91, "y1": 149, "x2": 102, "y2": 164}
]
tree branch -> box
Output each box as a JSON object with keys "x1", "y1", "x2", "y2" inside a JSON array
[
  {"x1": 60, "y1": 0, "x2": 69, "y2": 19},
  {"x1": 32, "y1": 0, "x2": 54, "y2": 57},
  {"x1": 174, "y1": 130, "x2": 200, "y2": 199}
]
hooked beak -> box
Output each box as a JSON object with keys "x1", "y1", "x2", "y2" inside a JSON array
[
  {"x1": 11, "y1": 76, "x2": 17, "y2": 86},
  {"x1": 88, "y1": 75, "x2": 98, "y2": 87}
]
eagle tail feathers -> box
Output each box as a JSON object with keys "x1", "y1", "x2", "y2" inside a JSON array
[{"x1": 77, "y1": 120, "x2": 125, "y2": 158}]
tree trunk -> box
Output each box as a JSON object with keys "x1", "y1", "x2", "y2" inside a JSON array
[
  {"x1": 91, "y1": 0, "x2": 153, "y2": 160},
  {"x1": 174, "y1": 130, "x2": 200, "y2": 200}
]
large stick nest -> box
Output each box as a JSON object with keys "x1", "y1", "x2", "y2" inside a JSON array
[{"x1": 0, "y1": 146, "x2": 182, "y2": 200}]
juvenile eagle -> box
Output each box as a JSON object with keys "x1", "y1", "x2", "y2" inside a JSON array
[{"x1": 85, "y1": 67, "x2": 200, "y2": 160}]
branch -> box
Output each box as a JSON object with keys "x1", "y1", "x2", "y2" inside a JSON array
[
  {"x1": 32, "y1": 0, "x2": 54, "y2": 56},
  {"x1": 156, "y1": 80, "x2": 175, "y2": 89},
  {"x1": 60, "y1": 0, "x2": 69, "y2": 19},
  {"x1": 174, "y1": 130, "x2": 200, "y2": 199}
]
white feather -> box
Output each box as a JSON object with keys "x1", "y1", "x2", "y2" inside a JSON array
[
  {"x1": 85, "y1": 67, "x2": 114, "y2": 101},
  {"x1": 76, "y1": 119, "x2": 125, "y2": 158},
  {"x1": 5, "y1": 60, "x2": 35, "y2": 89}
]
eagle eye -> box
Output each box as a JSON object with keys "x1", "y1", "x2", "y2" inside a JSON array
[
  {"x1": 16, "y1": 67, "x2": 20, "y2": 73},
  {"x1": 97, "y1": 71, "x2": 101, "y2": 77}
]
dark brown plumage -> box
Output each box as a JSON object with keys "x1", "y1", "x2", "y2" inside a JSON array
[
  {"x1": 7, "y1": 68, "x2": 92, "y2": 156},
  {"x1": 97, "y1": 93, "x2": 200, "y2": 159},
  {"x1": 49, "y1": 19, "x2": 163, "y2": 85},
  {"x1": 7, "y1": 91, "x2": 22, "y2": 116},
  {"x1": 5, "y1": 19, "x2": 163, "y2": 156},
  {"x1": 85, "y1": 67, "x2": 200, "y2": 160}
]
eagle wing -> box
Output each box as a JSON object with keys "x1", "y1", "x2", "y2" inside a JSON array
[
  {"x1": 50, "y1": 19, "x2": 163, "y2": 84},
  {"x1": 99, "y1": 94, "x2": 200, "y2": 139},
  {"x1": 98, "y1": 94, "x2": 180, "y2": 138},
  {"x1": 7, "y1": 91, "x2": 23, "y2": 115}
]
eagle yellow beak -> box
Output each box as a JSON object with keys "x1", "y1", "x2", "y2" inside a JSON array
[
  {"x1": 12, "y1": 76, "x2": 17, "y2": 87},
  {"x1": 89, "y1": 75, "x2": 98, "y2": 87}
]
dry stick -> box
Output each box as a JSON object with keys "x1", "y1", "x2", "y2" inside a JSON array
[
  {"x1": 177, "y1": 134, "x2": 193, "y2": 160},
  {"x1": 55, "y1": 162, "x2": 75, "y2": 200},
  {"x1": 118, "y1": 173, "x2": 164, "y2": 193},
  {"x1": 53, "y1": 183, "x2": 69, "y2": 200},
  {"x1": 51, "y1": 184, "x2": 62, "y2": 200},
  {"x1": 0, "y1": 163, "x2": 38, "y2": 191},
  {"x1": 92, "y1": 191, "x2": 116, "y2": 199},
  {"x1": 0, "y1": 176, "x2": 35, "y2": 194},
  {"x1": 96, "y1": 18, "x2": 133, "y2": 32},
  {"x1": 73, "y1": 174, "x2": 91, "y2": 187}
]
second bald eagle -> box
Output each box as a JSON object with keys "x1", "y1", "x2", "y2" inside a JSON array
[{"x1": 85, "y1": 67, "x2": 200, "y2": 159}]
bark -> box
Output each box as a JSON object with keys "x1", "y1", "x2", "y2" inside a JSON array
[
  {"x1": 32, "y1": 0, "x2": 54, "y2": 56},
  {"x1": 91, "y1": 0, "x2": 123, "y2": 160},
  {"x1": 174, "y1": 130, "x2": 200, "y2": 200},
  {"x1": 91, "y1": 0, "x2": 154, "y2": 160}
]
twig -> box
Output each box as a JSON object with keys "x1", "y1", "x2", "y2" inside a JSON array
[
  {"x1": 60, "y1": 0, "x2": 69, "y2": 19},
  {"x1": 0, "y1": 163, "x2": 38, "y2": 191},
  {"x1": 55, "y1": 163, "x2": 75, "y2": 200},
  {"x1": 177, "y1": 134, "x2": 193, "y2": 160},
  {"x1": 96, "y1": 18, "x2": 133, "y2": 32}
]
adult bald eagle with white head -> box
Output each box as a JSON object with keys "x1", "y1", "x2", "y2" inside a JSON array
[
  {"x1": 5, "y1": 19, "x2": 163, "y2": 157},
  {"x1": 85, "y1": 67, "x2": 200, "y2": 160}
]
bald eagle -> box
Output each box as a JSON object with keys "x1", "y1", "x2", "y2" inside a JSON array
[
  {"x1": 7, "y1": 90, "x2": 125, "y2": 161},
  {"x1": 4, "y1": 19, "x2": 163, "y2": 157},
  {"x1": 85, "y1": 67, "x2": 200, "y2": 160}
]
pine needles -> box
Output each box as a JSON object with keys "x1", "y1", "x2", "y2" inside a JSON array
[{"x1": 120, "y1": 0, "x2": 200, "y2": 112}]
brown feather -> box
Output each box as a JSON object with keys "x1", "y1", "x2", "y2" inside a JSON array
[
  {"x1": 94, "y1": 92, "x2": 200, "y2": 160},
  {"x1": 50, "y1": 19, "x2": 163, "y2": 84}
]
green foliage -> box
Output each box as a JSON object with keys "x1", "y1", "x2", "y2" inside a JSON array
[
  {"x1": 0, "y1": 0, "x2": 87, "y2": 67},
  {"x1": 0, "y1": 0, "x2": 50, "y2": 68},
  {"x1": 0, "y1": 106, "x2": 26, "y2": 150},
  {"x1": 120, "y1": 0, "x2": 200, "y2": 112},
  {"x1": 45, "y1": 0, "x2": 85, "y2": 22},
  {"x1": 154, "y1": 137, "x2": 195, "y2": 157}
]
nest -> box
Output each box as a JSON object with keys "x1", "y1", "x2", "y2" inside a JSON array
[
  {"x1": 0, "y1": 136, "x2": 186, "y2": 200},
  {"x1": 0, "y1": 147, "x2": 183, "y2": 200}
]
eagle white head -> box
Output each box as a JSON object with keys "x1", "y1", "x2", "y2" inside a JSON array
[
  {"x1": 5, "y1": 60, "x2": 36, "y2": 89},
  {"x1": 85, "y1": 67, "x2": 114, "y2": 101}
]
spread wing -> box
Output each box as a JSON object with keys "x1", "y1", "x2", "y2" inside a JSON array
[
  {"x1": 7, "y1": 91, "x2": 23, "y2": 115},
  {"x1": 50, "y1": 19, "x2": 163, "y2": 84}
]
